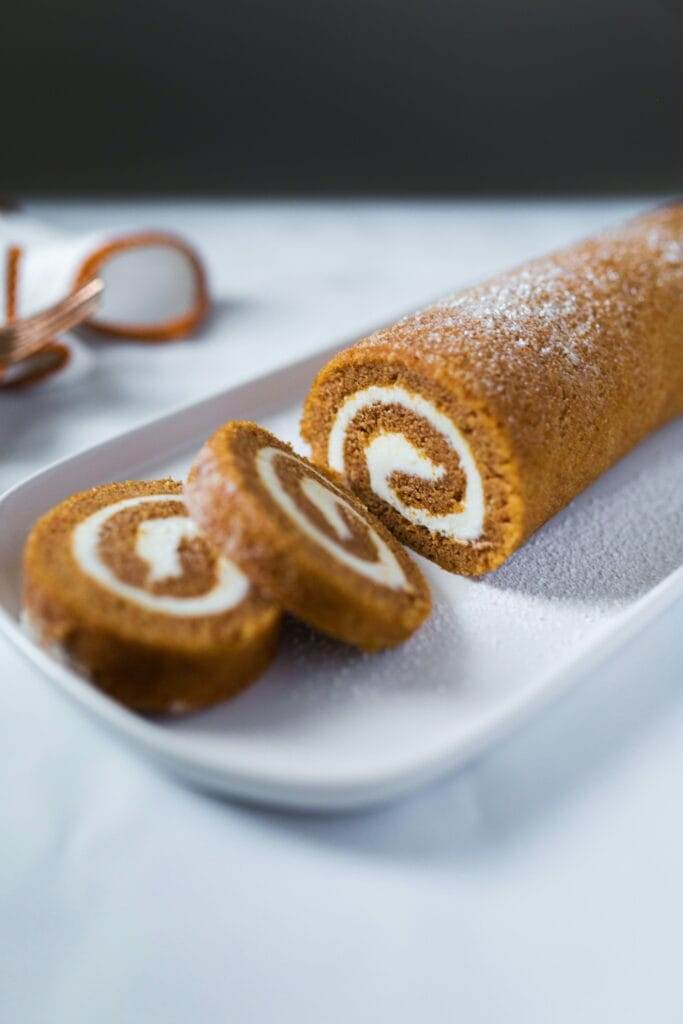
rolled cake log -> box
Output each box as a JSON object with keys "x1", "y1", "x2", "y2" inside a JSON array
[{"x1": 302, "y1": 204, "x2": 683, "y2": 575}]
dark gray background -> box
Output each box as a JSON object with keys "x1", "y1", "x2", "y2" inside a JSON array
[{"x1": 2, "y1": 0, "x2": 681, "y2": 194}]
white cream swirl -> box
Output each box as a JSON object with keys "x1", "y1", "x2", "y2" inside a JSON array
[
  {"x1": 327, "y1": 385, "x2": 485, "y2": 542},
  {"x1": 255, "y1": 447, "x2": 410, "y2": 591},
  {"x1": 72, "y1": 494, "x2": 249, "y2": 616}
]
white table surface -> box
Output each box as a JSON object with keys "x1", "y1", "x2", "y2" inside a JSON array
[{"x1": 3, "y1": 198, "x2": 683, "y2": 1023}]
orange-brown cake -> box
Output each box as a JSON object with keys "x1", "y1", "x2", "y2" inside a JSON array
[
  {"x1": 23, "y1": 479, "x2": 281, "y2": 713},
  {"x1": 301, "y1": 203, "x2": 683, "y2": 575},
  {"x1": 185, "y1": 422, "x2": 431, "y2": 652}
]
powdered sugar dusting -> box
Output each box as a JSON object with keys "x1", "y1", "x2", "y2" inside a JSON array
[{"x1": 359, "y1": 205, "x2": 683, "y2": 413}]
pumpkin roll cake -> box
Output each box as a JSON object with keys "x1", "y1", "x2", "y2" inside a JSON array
[
  {"x1": 185, "y1": 422, "x2": 431, "y2": 652},
  {"x1": 301, "y1": 203, "x2": 683, "y2": 574},
  {"x1": 23, "y1": 480, "x2": 281, "y2": 713}
]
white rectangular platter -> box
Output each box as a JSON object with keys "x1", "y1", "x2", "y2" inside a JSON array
[{"x1": 2, "y1": 342, "x2": 683, "y2": 811}]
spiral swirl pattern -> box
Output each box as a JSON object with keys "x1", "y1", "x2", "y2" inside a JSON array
[
  {"x1": 72, "y1": 494, "x2": 248, "y2": 616},
  {"x1": 326, "y1": 385, "x2": 485, "y2": 544},
  {"x1": 256, "y1": 445, "x2": 410, "y2": 590}
]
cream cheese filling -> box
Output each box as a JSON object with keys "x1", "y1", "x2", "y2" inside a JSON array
[
  {"x1": 327, "y1": 385, "x2": 485, "y2": 542},
  {"x1": 255, "y1": 446, "x2": 410, "y2": 591},
  {"x1": 72, "y1": 494, "x2": 249, "y2": 616}
]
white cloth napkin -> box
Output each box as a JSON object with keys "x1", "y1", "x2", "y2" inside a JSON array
[{"x1": 0, "y1": 211, "x2": 210, "y2": 387}]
